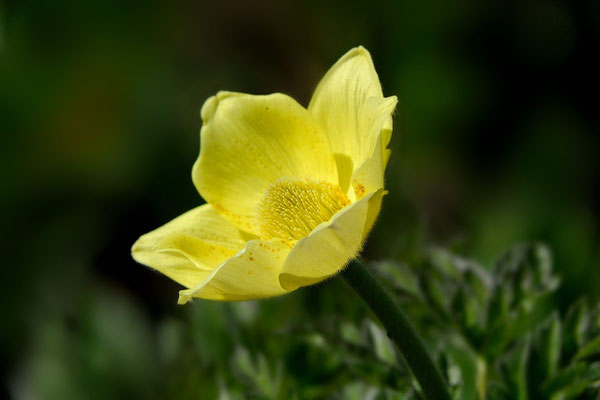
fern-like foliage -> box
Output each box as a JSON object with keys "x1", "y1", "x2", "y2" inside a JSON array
[{"x1": 375, "y1": 243, "x2": 600, "y2": 399}]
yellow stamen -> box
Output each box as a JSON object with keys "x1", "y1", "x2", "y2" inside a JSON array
[{"x1": 256, "y1": 178, "x2": 350, "y2": 241}]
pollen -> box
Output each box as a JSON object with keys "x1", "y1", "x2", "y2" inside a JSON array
[{"x1": 256, "y1": 178, "x2": 350, "y2": 241}]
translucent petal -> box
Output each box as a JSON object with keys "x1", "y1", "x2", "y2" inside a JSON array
[
  {"x1": 351, "y1": 130, "x2": 391, "y2": 200},
  {"x1": 131, "y1": 204, "x2": 251, "y2": 288},
  {"x1": 178, "y1": 239, "x2": 291, "y2": 302},
  {"x1": 193, "y1": 92, "x2": 337, "y2": 233},
  {"x1": 309, "y1": 47, "x2": 396, "y2": 183},
  {"x1": 278, "y1": 189, "x2": 384, "y2": 291}
]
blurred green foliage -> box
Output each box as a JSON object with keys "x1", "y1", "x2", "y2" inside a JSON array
[
  {"x1": 378, "y1": 243, "x2": 600, "y2": 399},
  {"x1": 10, "y1": 244, "x2": 600, "y2": 399},
  {"x1": 1, "y1": 0, "x2": 599, "y2": 398}
]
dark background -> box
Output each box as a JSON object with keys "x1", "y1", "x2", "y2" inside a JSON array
[{"x1": 1, "y1": 0, "x2": 598, "y2": 398}]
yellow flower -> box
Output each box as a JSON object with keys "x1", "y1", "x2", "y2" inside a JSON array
[{"x1": 132, "y1": 46, "x2": 397, "y2": 303}]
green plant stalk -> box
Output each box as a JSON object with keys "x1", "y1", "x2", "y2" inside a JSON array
[{"x1": 340, "y1": 259, "x2": 451, "y2": 400}]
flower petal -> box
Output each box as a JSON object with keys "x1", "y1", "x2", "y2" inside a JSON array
[
  {"x1": 278, "y1": 189, "x2": 384, "y2": 291},
  {"x1": 131, "y1": 204, "x2": 251, "y2": 288},
  {"x1": 193, "y1": 92, "x2": 337, "y2": 233},
  {"x1": 309, "y1": 47, "x2": 396, "y2": 192},
  {"x1": 350, "y1": 125, "x2": 394, "y2": 200},
  {"x1": 178, "y1": 239, "x2": 291, "y2": 302}
]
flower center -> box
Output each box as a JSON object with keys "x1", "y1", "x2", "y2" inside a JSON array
[{"x1": 256, "y1": 178, "x2": 350, "y2": 241}]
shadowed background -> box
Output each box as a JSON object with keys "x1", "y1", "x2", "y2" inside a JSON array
[{"x1": 1, "y1": 0, "x2": 598, "y2": 398}]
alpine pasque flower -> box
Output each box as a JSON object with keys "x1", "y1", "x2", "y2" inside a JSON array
[{"x1": 132, "y1": 46, "x2": 397, "y2": 303}]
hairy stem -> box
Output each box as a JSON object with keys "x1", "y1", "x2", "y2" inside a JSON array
[{"x1": 340, "y1": 259, "x2": 451, "y2": 400}]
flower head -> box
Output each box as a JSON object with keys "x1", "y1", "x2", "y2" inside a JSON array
[{"x1": 132, "y1": 46, "x2": 397, "y2": 303}]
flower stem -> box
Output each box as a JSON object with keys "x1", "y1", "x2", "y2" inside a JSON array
[{"x1": 340, "y1": 259, "x2": 451, "y2": 400}]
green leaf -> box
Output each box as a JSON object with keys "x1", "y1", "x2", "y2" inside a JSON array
[
  {"x1": 527, "y1": 312, "x2": 562, "y2": 399},
  {"x1": 487, "y1": 284, "x2": 513, "y2": 331},
  {"x1": 462, "y1": 265, "x2": 492, "y2": 308},
  {"x1": 341, "y1": 382, "x2": 380, "y2": 400},
  {"x1": 562, "y1": 299, "x2": 590, "y2": 362},
  {"x1": 452, "y1": 286, "x2": 480, "y2": 332},
  {"x1": 340, "y1": 321, "x2": 363, "y2": 346},
  {"x1": 541, "y1": 362, "x2": 600, "y2": 398},
  {"x1": 420, "y1": 266, "x2": 455, "y2": 320},
  {"x1": 443, "y1": 335, "x2": 486, "y2": 400},
  {"x1": 573, "y1": 335, "x2": 600, "y2": 362},
  {"x1": 376, "y1": 260, "x2": 421, "y2": 298},
  {"x1": 540, "y1": 362, "x2": 587, "y2": 397},
  {"x1": 428, "y1": 247, "x2": 464, "y2": 280},
  {"x1": 540, "y1": 313, "x2": 562, "y2": 378},
  {"x1": 501, "y1": 337, "x2": 531, "y2": 400},
  {"x1": 484, "y1": 290, "x2": 556, "y2": 358},
  {"x1": 449, "y1": 261, "x2": 492, "y2": 342},
  {"x1": 493, "y1": 244, "x2": 558, "y2": 308},
  {"x1": 367, "y1": 321, "x2": 397, "y2": 365},
  {"x1": 231, "y1": 347, "x2": 281, "y2": 399}
]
